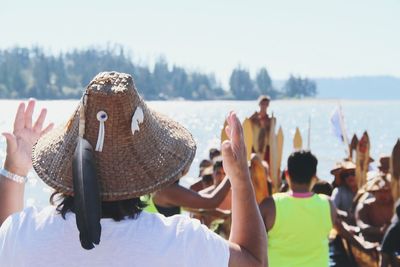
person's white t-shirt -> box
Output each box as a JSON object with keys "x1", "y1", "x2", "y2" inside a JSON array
[{"x1": 0, "y1": 206, "x2": 229, "y2": 267}]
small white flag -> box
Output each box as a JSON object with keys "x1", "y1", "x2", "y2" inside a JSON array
[
  {"x1": 331, "y1": 107, "x2": 343, "y2": 142},
  {"x1": 330, "y1": 106, "x2": 349, "y2": 145}
]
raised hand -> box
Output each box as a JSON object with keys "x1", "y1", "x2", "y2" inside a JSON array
[
  {"x1": 223, "y1": 111, "x2": 267, "y2": 267},
  {"x1": 2, "y1": 99, "x2": 54, "y2": 176},
  {"x1": 221, "y1": 111, "x2": 250, "y2": 183}
]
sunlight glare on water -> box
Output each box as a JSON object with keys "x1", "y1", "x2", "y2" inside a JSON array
[{"x1": 0, "y1": 99, "x2": 399, "y2": 207}]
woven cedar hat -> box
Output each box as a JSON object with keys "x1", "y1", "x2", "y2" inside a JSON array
[
  {"x1": 32, "y1": 71, "x2": 196, "y2": 201},
  {"x1": 330, "y1": 160, "x2": 356, "y2": 175}
]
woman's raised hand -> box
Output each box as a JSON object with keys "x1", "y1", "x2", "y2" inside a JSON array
[
  {"x1": 2, "y1": 99, "x2": 54, "y2": 176},
  {"x1": 221, "y1": 111, "x2": 249, "y2": 184}
]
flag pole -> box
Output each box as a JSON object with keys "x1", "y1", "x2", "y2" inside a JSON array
[{"x1": 338, "y1": 103, "x2": 350, "y2": 157}]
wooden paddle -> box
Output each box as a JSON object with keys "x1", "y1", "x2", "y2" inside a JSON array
[
  {"x1": 391, "y1": 139, "x2": 400, "y2": 200},
  {"x1": 275, "y1": 126, "x2": 284, "y2": 191},
  {"x1": 220, "y1": 119, "x2": 229, "y2": 144},
  {"x1": 250, "y1": 116, "x2": 261, "y2": 159},
  {"x1": 350, "y1": 134, "x2": 358, "y2": 160},
  {"x1": 242, "y1": 118, "x2": 254, "y2": 161},
  {"x1": 269, "y1": 115, "x2": 279, "y2": 193},
  {"x1": 293, "y1": 127, "x2": 302, "y2": 150},
  {"x1": 250, "y1": 154, "x2": 269, "y2": 203},
  {"x1": 355, "y1": 131, "x2": 370, "y2": 188}
]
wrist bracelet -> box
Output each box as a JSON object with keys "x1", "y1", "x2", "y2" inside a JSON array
[{"x1": 0, "y1": 168, "x2": 28, "y2": 184}]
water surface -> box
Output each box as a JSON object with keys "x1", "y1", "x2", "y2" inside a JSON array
[{"x1": 0, "y1": 99, "x2": 399, "y2": 207}]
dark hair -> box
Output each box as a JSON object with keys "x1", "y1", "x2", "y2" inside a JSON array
[
  {"x1": 202, "y1": 174, "x2": 213, "y2": 184},
  {"x1": 199, "y1": 159, "x2": 212, "y2": 168},
  {"x1": 312, "y1": 180, "x2": 333, "y2": 196},
  {"x1": 209, "y1": 148, "x2": 221, "y2": 160},
  {"x1": 50, "y1": 192, "x2": 147, "y2": 221},
  {"x1": 258, "y1": 95, "x2": 271, "y2": 104},
  {"x1": 213, "y1": 160, "x2": 223, "y2": 171},
  {"x1": 287, "y1": 150, "x2": 318, "y2": 185}
]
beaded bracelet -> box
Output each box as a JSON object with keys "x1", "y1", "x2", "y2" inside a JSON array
[{"x1": 0, "y1": 168, "x2": 28, "y2": 184}]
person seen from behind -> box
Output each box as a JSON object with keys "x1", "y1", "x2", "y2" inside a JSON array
[
  {"x1": 0, "y1": 71, "x2": 266, "y2": 267},
  {"x1": 259, "y1": 150, "x2": 336, "y2": 267}
]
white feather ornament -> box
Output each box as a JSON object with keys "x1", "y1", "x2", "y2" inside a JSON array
[{"x1": 131, "y1": 107, "x2": 144, "y2": 135}]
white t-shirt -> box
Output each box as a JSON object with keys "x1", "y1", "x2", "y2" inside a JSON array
[{"x1": 0, "y1": 206, "x2": 229, "y2": 267}]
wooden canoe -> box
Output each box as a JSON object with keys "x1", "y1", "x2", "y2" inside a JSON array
[
  {"x1": 391, "y1": 139, "x2": 400, "y2": 201},
  {"x1": 339, "y1": 221, "x2": 380, "y2": 267}
]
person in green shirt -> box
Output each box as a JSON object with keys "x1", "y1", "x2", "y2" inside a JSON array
[{"x1": 259, "y1": 150, "x2": 337, "y2": 267}]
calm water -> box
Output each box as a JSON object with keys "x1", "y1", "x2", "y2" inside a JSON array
[{"x1": 0, "y1": 99, "x2": 399, "y2": 207}]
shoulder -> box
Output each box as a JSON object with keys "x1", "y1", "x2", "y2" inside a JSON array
[
  {"x1": 335, "y1": 186, "x2": 347, "y2": 193},
  {"x1": 316, "y1": 194, "x2": 335, "y2": 211},
  {"x1": 331, "y1": 186, "x2": 347, "y2": 199},
  {"x1": 0, "y1": 205, "x2": 54, "y2": 230},
  {"x1": 271, "y1": 192, "x2": 287, "y2": 200},
  {"x1": 315, "y1": 193, "x2": 330, "y2": 201},
  {"x1": 259, "y1": 196, "x2": 275, "y2": 211},
  {"x1": 314, "y1": 194, "x2": 337, "y2": 228},
  {"x1": 259, "y1": 196, "x2": 276, "y2": 231},
  {"x1": 249, "y1": 112, "x2": 259, "y2": 120},
  {"x1": 331, "y1": 187, "x2": 339, "y2": 195},
  {"x1": 0, "y1": 206, "x2": 57, "y2": 260}
]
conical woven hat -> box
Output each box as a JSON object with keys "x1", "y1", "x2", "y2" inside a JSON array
[{"x1": 32, "y1": 71, "x2": 196, "y2": 201}]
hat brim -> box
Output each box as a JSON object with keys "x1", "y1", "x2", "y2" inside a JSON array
[{"x1": 32, "y1": 104, "x2": 196, "y2": 201}]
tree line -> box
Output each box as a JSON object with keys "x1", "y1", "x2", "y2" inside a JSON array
[{"x1": 0, "y1": 46, "x2": 317, "y2": 100}]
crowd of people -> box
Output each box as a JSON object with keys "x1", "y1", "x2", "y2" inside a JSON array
[
  {"x1": 0, "y1": 71, "x2": 399, "y2": 267},
  {"x1": 183, "y1": 95, "x2": 400, "y2": 267}
]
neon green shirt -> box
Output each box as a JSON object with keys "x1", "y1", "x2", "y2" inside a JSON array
[{"x1": 268, "y1": 193, "x2": 332, "y2": 267}]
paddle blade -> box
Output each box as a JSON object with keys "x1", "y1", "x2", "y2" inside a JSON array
[
  {"x1": 293, "y1": 127, "x2": 302, "y2": 150},
  {"x1": 349, "y1": 134, "x2": 358, "y2": 159},
  {"x1": 72, "y1": 137, "x2": 102, "y2": 250},
  {"x1": 242, "y1": 118, "x2": 253, "y2": 161},
  {"x1": 221, "y1": 119, "x2": 229, "y2": 144}
]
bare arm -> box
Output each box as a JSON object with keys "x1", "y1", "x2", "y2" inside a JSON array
[
  {"x1": 198, "y1": 184, "x2": 216, "y2": 195},
  {"x1": 152, "y1": 177, "x2": 231, "y2": 209},
  {"x1": 0, "y1": 100, "x2": 53, "y2": 226},
  {"x1": 328, "y1": 199, "x2": 338, "y2": 228},
  {"x1": 223, "y1": 112, "x2": 267, "y2": 267},
  {"x1": 0, "y1": 168, "x2": 25, "y2": 225},
  {"x1": 259, "y1": 197, "x2": 275, "y2": 232}
]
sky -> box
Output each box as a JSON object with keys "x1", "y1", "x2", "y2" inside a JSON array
[{"x1": 1, "y1": 0, "x2": 399, "y2": 85}]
